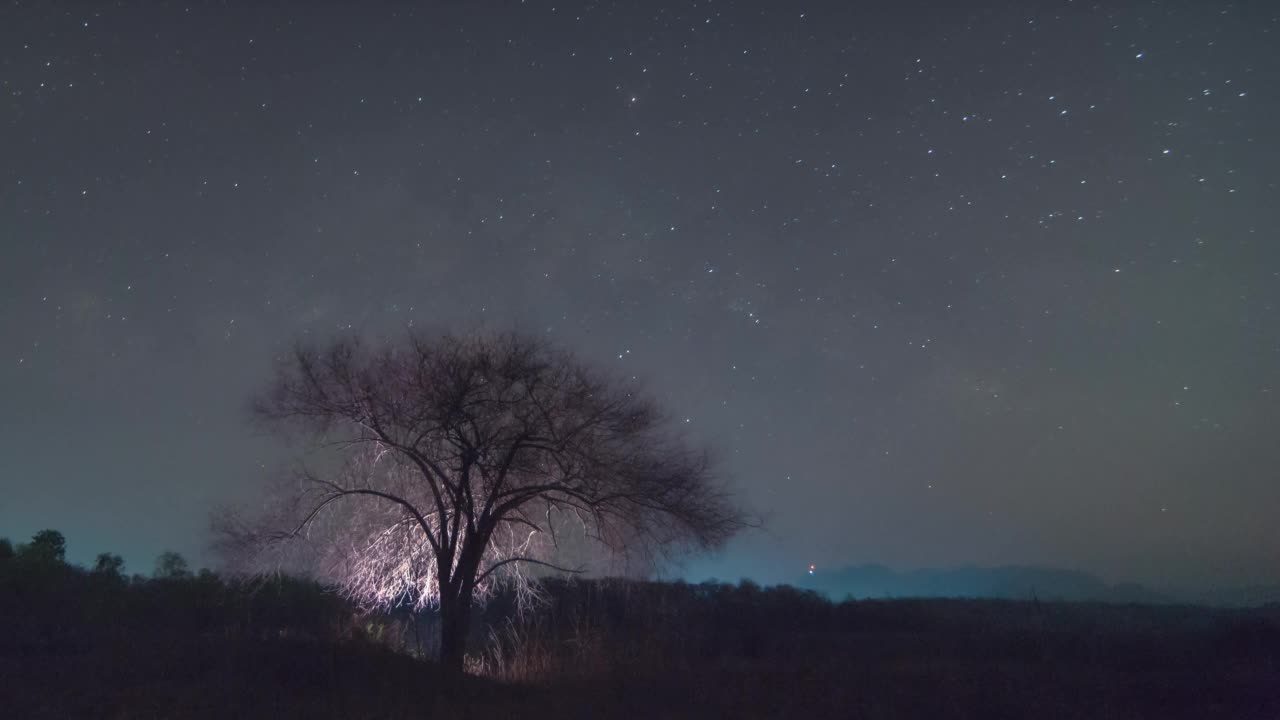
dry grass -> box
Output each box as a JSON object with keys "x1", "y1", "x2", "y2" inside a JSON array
[{"x1": 3, "y1": 562, "x2": 1277, "y2": 718}]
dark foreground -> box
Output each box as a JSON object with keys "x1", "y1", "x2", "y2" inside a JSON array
[{"x1": 3, "y1": 563, "x2": 1278, "y2": 718}]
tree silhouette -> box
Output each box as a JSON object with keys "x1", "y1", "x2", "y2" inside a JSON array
[
  {"x1": 93, "y1": 552, "x2": 126, "y2": 576},
  {"x1": 223, "y1": 331, "x2": 745, "y2": 673},
  {"x1": 0, "y1": 538, "x2": 13, "y2": 561},
  {"x1": 22, "y1": 529, "x2": 66, "y2": 564},
  {"x1": 154, "y1": 551, "x2": 190, "y2": 579}
]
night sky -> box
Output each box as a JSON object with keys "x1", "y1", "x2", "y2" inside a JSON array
[{"x1": 2, "y1": 1, "x2": 1277, "y2": 592}]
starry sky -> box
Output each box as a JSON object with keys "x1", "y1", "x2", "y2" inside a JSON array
[{"x1": 2, "y1": 0, "x2": 1277, "y2": 592}]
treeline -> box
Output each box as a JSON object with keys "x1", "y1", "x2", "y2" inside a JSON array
[
  {"x1": 0, "y1": 530, "x2": 517, "y2": 719},
  {"x1": 4, "y1": 529, "x2": 1280, "y2": 718},
  {"x1": 2, "y1": 529, "x2": 193, "y2": 579},
  {"x1": 474, "y1": 575, "x2": 1280, "y2": 683},
  {"x1": 4, "y1": 527, "x2": 1279, "y2": 671},
  {"x1": 0, "y1": 530, "x2": 360, "y2": 655}
]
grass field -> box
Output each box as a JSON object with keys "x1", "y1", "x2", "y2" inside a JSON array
[{"x1": 2, "y1": 562, "x2": 1277, "y2": 718}]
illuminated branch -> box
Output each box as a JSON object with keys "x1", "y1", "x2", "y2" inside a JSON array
[
  {"x1": 291, "y1": 486, "x2": 442, "y2": 559},
  {"x1": 222, "y1": 331, "x2": 748, "y2": 672},
  {"x1": 475, "y1": 556, "x2": 585, "y2": 585}
]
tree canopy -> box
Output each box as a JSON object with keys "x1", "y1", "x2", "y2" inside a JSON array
[
  {"x1": 22, "y1": 529, "x2": 66, "y2": 564},
  {"x1": 154, "y1": 551, "x2": 189, "y2": 579},
  {"x1": 223, "y1": 331, "x2": 747, "y2": 671}
]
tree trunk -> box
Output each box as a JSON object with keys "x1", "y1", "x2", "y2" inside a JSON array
[{"x1": 438, "y1": 583, "x2": 475, "y2": 675}]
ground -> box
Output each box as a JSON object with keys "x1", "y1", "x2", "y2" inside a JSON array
[{"x1": 2, "y1": 568, "x2": 1277, "y2": 718}]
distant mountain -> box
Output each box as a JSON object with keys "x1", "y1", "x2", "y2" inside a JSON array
[
  {"x1": 798, "y1": 564, "x2": 1173, "y2": 604},
  {"x1": 1186, "y1": 584, "x2": 1280, "y2": 608}
]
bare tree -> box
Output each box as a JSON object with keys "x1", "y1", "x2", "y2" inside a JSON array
[{"x1": 223, "y1": 331, "x2": 746, "y2": 673}]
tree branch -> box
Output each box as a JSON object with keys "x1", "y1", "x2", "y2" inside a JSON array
[{"x1": 475, "y1": 556, "x2": 585, "y2": 585}]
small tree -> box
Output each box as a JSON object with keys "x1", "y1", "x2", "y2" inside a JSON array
[
  {"x1": 0, "y1": 538, "x2": 13, "y2": 561},
  {"x1": 154, "y1": 551, "x2": 189, "y2": 579},
  {"x1": 222, "y1": 331, "x2": 746, "y2": 673},
  {"x1": 20, "y1": 529, "x2": 66, "y2": 564},
  {"x1": 93, "y1": 552, "x2": 126, "y2": 576}
]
